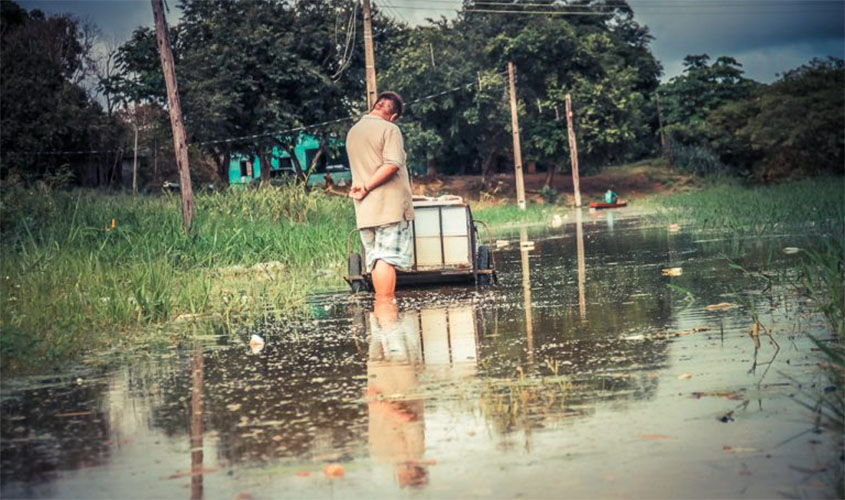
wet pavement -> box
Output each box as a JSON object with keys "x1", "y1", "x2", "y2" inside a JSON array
[{"x1": 1, "y1": 210, "x2": 840, "y2": 499}]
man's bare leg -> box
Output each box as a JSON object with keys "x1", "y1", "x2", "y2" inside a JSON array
[{"x1": 371, "y1": 259, "x2": 397, "y2": 298}]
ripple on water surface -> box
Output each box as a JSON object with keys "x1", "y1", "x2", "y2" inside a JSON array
[{"x1": 1, "y1": 216, "x2": 840, "y2": 499}]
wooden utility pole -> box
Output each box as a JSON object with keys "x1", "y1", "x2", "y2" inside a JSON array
[
  {"x1": 507, "y1": 61, "x2": 527, "y2": 211},
  {"x1": 362, "y1": 0, "x2": 378, "y2": 109},
  {"x1": 132, "y1": 120, "x2": 138, "y2": 194},
  {"x1": 151, "y1": 0, "x2": 195, "y2": 232},
  {"x1": 565, "y1": 93, "x2": 582, "y2": 208},
  {"x1": 655, "y1": 91, "x2": 667, "y2": 156}
]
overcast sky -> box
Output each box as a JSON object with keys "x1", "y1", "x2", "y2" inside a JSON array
[{"x1": 17, "y1": 0, "x2": 845, "y2": 83}]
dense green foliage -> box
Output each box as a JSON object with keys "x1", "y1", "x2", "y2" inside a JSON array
[
  {"x1": 0, "y1": 1, "x2": 127, "y2": 180},
  {"x1": 660, "y1": 55, "x2": 844, "y2": 180},
  {"x1": 382, "y1": 2, "x2": 661, "y2": 176},
  {"x1": 4, "y1": 0, "x2": 841, "y2": 187},
  {"x1": 104, "y1": 0, "x2": 403, "y2": 183},
  {"x1": 707, "y1": 58, "x2": 845, "y2": 180}
]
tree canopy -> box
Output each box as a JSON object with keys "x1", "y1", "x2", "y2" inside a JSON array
[
  {"x1": 0, "y1": 1, "x2": 125, "y2": 181},
  {"x1": 2, "y1": 0, "x2": 840, "y2": 188},
  {"x1": 381, "y1": 1, "x2": 662, "y2": 176}
]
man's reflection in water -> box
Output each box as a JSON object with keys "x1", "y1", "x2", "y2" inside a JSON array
[{"x1": 366, "y1": 297, "x2": 428, "y2": 489}]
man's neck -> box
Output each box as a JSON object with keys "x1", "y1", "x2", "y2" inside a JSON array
[{"x1": 368, "y1": 109, "x2": 391, "y2": 121}]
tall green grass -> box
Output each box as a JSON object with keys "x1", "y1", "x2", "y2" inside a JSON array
[
  {"x1": 650, "y1": 176, "x2": 844, "y2": 235},
  {"x1": 653, "y1": 176, "x2": 844, "y2": 494},
  {"x1": 471, "y1": 202, "x2": 558, "y2": 229},
  {"x1": 0, "y1": 184, "x2": 355, "y2": 372}
]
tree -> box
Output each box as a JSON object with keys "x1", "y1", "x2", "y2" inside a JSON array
[
  {"x1": 658, "y1": 54, "x2": 758, "y2": 145},
  {"x1": 106, "y1": 0, "x2": 403, "y2": 187},
  {"x1": 707, "y1": 57, "x2": 844, "y2": 180},
  {"x1": 380, "y1": 0, "x2": 662, "y2": 180},
  {"x1": 0, "y1": 1, "x2": 127, "y2": 183}
]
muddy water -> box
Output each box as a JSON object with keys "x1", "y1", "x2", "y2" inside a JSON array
[{"x1": 2, "y1": 211, "x2": 840, "y2": 499}]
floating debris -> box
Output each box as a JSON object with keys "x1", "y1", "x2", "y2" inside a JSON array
[
  {"x1": 692, "y1": 391, "x2": 745, "y2": 401},
  {"x1": 782, "y1": 247, "x2": 801, "y2": 255},
  {"x1": 705, "y1": 302, "x2": 735, "y2": 311},
  {"x1": 641, "y1": 434, "x2": 670, "y2": 440},
  {"x1": 678, "y1": 373, "x2": 693, "y2": 380},
  {"x1": 668, "y1": 224, "x2": 681, "y2": 233},
  {"x1": 550, "y1": 214, "x2": 564, "y2": 228},
  {"x1": 661, "y1": 267, "x2": 682, "y2": 277},
  {"x1": 249, "y1": 334, "x2": 265, "y2": 354},
  {"x1": 323, "y1": 463, "x2": 345, "y2": 478},
  {"x1": 55, "y1": 411, "x2": 92, "y2": 418}
]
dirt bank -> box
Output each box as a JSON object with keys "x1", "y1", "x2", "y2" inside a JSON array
[{"x1": 411, "y1": 159, "x2": 697, "y2": 205}]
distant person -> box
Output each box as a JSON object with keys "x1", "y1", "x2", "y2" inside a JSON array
[
  {"x1": 604, "y1": 188, "x2": 618, "y2": 204},
  {"x1": 346, "y1": 91, "x2": 414, "y2": 299}
]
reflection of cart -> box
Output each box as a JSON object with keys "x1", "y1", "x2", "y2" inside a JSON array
[{"x1": 346, "y1": 196, "x2": 496, "y2": 292}]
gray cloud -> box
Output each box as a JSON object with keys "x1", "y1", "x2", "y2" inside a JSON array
[
  {"x1": 14, "y1": 0, "x2": 845, "y2": 83},
  {"x1": 633, "y1": 0, "x2": 845, "y2": 80},
  {"x1": 18, "y1": 0, "x2": 179, "y2": 41}
]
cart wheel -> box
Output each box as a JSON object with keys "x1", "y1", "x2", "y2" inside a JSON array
[
  {"x1": 476, "y1": 245, "x2": 493, "y2": 286},
  {"x1": 348, "y1": 253, "x2": 367, "y2": 293}
]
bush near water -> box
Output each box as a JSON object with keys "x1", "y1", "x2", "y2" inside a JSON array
[
  {"x1": 0, "y1": 181, "x2": 356, "y2": 372},
  {"x1": 2, "y1": 175, "x2": 843, "y2": 373}
]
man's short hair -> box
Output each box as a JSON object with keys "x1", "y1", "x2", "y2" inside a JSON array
[{"x1": 375, "y1": 91, "x2": 404, "y2": 117}]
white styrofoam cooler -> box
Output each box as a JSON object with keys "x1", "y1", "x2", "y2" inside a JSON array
[{"x1": 411, "y1": 197, "x2": 472, "y2": 271}]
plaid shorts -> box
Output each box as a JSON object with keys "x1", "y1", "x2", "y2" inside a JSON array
[{"x1": 360, "y1": 220, "x2": 413, "y2": 272}]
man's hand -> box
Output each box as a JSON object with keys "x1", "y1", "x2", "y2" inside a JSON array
[{"x1": 349, "y1": 184, "x2": 367, "y2": 201}]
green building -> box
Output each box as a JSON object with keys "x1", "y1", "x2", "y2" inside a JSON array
[{"x1": 228, "y1": 132, "x2": 352, "y2": 186}]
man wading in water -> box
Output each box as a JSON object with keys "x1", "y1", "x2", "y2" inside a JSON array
[{"x1": 347, "y1": 91, "x2": 414, "y2": 299}]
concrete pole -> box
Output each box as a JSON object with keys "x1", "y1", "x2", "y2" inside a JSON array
[
  {"x1": 132, "y1": 120, "x2": 138, "y2": 194},
  {"x1": 565, "y1": 93, "x2": 582, "y2": 208},
  {"x1": 362, "y1": 0, "x2": 378, "y2": 110},
  {"x1": 508, "y1": 61, "x2": 527, "y2": 211},
  {"x1": 151, "y1": 0, "x2": 195, "y2": 232}
]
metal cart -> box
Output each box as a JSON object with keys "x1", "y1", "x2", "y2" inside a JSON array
[{"x1": 345, "y1": 196, "x2": 496, "y2": 292}]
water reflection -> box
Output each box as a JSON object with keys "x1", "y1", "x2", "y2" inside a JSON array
[
  {"x1": 190, "y1": 350, "x2": 204, "y2": 500},
  {"x1": 520, "y1": 226, "x2": 535, "y2": 362},
  {"x1": 576, "y1": 208, "x2": 587, "y2": 322},
  {"x1": 4, "y1": 217, "x2": 835, "y2": 498},
  {"x1": 366, "y1": 299, "x2": 427, "y2": 489}
]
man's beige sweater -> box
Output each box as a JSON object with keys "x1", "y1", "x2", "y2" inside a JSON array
[{"x1": 346, "y1": 115, "x2": 414, "y2": 229}]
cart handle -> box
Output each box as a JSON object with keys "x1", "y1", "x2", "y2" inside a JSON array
[
  {"x1": 473, "y1": 219, "x2": 493, "y2": 245},
  {"x1": 346, "y1": 228, "x2": 361, "y2": 256}
]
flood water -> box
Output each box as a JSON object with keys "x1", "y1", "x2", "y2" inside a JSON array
[{"x1": 2, "y1": 210, "x2": 841, "y2": 499}]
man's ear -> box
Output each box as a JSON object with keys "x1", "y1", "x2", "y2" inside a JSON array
[{"x1": 389, "y1": 113, "x2": 399, "y2": 122}]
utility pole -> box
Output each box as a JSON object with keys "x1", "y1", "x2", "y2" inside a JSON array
[
  {"x1": 655, "y1": 90, "x2": 667, "y2": 156},
  {"x1": 507, "y1": 61, "x2": 527, "y2": 211},
  {"x1": 151, "y1": 0, "x2": 195, "y2": 232},
  {"x1": 132, "y1": 108, "x2": 139, "y2": 194},
  {"x1": 362, "y1": 0, "x2": 378, "y2": 109},
  {"x1": 565, "y1": 93, "x2": 582, "y2": 208}
]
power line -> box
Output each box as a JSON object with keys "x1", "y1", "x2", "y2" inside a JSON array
[
  {"x1": 395, "y1": 0, "x2": 843, "y2": 4},
  {"x1": 14, "y1": 70, "x2": 511, "y2": 154},
  {"x1": 382, "y1": 4, "x2": 842, "y2": 15},
  {"x1": 380, "y1": 1, "x2": 844, "y2": 13}
]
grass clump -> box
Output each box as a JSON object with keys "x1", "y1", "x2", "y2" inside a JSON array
[
  {"x1": 0, "y1": 183, "x2": 355, "y2": 373},
  {"x1": 650, "y1": 176, "x2": 844, "y2": 235},
  {"x1": 471, "y1": 202, "x2": 558, "y2": 229}
]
